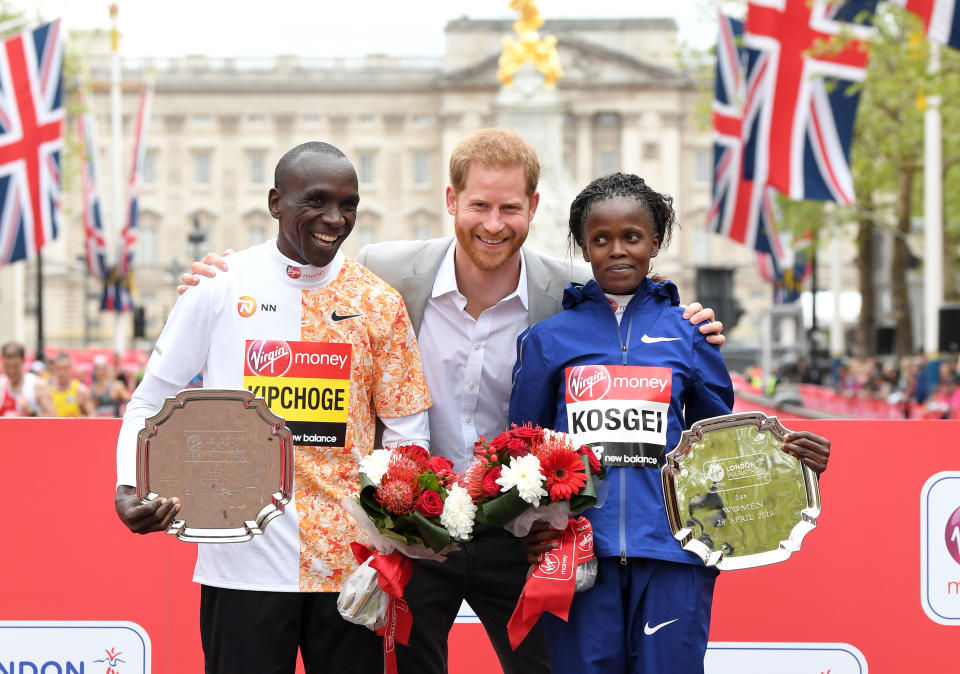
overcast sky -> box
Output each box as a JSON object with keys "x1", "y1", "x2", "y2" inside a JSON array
[{"x1": 29, "y1": 0, "x2": 719, "y2": 58}]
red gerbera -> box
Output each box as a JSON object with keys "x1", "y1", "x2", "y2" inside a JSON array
[{"x1": 539, "y1": 445, "x2": 589, "y2": 501}]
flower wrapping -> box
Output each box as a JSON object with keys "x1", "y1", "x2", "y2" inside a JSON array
[
  {"x1": 507, "y1": 516, "x2": 596, "y2": 649},
  {"x1": 340, "y1": 444, "x2": 477, "y2": 673},
  {"x1": 342, "y1": 542, "x2": 414, "y2": 674}
]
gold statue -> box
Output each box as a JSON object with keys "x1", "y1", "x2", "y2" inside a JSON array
[{"x1": 497, "y1": 0, "x2": 564, "y2": 88}]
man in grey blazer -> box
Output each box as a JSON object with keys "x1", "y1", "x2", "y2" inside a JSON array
[{"x1": 182, "y1": 128, "x2": 724, "y2": 674}]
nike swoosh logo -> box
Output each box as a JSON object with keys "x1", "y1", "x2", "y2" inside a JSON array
[
  {"x1": 643, "y1": 618, "x2": 678, "y2": 635},
  {"x1": 331, "y1": 310, "x2": 363, "y2": 321},
  {"x1": 640, "y1": 334, "x2": 681, "y2": 343}
]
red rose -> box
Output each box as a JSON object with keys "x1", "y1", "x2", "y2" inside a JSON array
[
  {"x1": 577, "y1": 445, "x2": 603, "y2": 476},
  {"x1": 415, "y1": 489, "x2": 444, "y2": 518},
  {"x1": 489, "y1": 431, "x2": 511, "y2": 451},
  {"x1": 481, "y1": 465, "x2": 503, "y2": 498},
  {"x1": 395, "y1": 444, "x2": 431, "y2": 470},
  {"x1": 510, "y1": 425, "x2": 544, "y2": 442},
  {"x1": 506, "y1": 436, "x2": 529, "y2": 458},
  {"x1": 428, "y1": 455, "x2": 454, "y2": 474}
]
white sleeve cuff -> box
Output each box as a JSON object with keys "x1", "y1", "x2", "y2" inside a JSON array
[{"x1": 380, "y1": 410, "x2": 430, "y2": 450}]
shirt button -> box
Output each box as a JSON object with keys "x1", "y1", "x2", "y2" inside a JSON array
[
  {"x1": 468, "y1": 383, "x2": 475, "y2": 390},
  {"x1": 464, "y1": 417, "x2": 471, "y2": 424},
  {"x1": 474, "y1": 344, "x2": 481, "y2": 351}
]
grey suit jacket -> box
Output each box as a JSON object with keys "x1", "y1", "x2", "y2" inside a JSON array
[{"x1": 355, "y1": 237, "x2": 591, "y2": 334}]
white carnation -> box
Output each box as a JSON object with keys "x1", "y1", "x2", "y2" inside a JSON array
[
  {"x1": 497, "y1": 454, "x2": 547, "y2": 507},
  {"x1": 359, "y1": 448, "x2": 393, "y2": 485},
  {"x1": 440, "y1": 484, "x2": 477, "y2": 541}
]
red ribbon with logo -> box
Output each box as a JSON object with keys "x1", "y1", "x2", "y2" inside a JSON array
[
  {"x1": 350, "y1": 542, "x2": 414, "y2": 674},
  {"x1": 506, "y1": 516, "x2": 595, "y2": 649}
]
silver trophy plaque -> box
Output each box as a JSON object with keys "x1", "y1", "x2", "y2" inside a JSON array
[
  {"x1": 662, "y1": 412, "x2": 820, "y2": 570},
  {"x1": 136, "y1": 389, "x2": 294, "y2": 543}
]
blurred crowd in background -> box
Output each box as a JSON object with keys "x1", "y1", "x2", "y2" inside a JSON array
[
  {"x1": 0, "y1": 341, "x2": 148, "y2": 418},
  {"x1": 747, "y1": 352, "x2": 960, "y2": 420}
]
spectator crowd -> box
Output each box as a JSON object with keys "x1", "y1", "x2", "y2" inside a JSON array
[
  {"x1": 0, "y1": 340, "x2": 143, "y2": 418},
  {"x1": 748, "y1": 352, "x2": 960, "y2": 419}
]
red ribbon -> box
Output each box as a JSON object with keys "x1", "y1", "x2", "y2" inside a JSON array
[
  {"x1": 350, "y1": 542, "x2": 414, "y2": 674},
  {"x1": 506, "y1": 516, "x2": 595, "y2": 650}
]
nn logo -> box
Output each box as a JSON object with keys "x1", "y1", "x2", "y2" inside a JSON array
[
  {"x1": 237, "y1": 296, "x2": 277, "y2": 317},
  {"x1": 237, "y1": 296, "x2": 257, "y2": 317}
]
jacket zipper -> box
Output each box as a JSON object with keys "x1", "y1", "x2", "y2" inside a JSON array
[{"x1": 617, "y1": 298, "x2": 634, "y2": 564}]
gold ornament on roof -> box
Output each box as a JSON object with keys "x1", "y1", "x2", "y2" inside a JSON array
[{"x1": 497, "y1": 0, "x2": 564, "y2": 88}]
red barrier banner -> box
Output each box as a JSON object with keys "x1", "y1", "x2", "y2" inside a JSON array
[{"x1": 0, "y1": 418, "x2": 956, "y2": 671}]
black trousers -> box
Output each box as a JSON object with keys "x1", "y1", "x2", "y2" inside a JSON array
[
  {"x1": 395, "y1": 527, "x2": 550, "y2": 674},
  {"x1": 200, "y1": 585, "x2": 383, "y2": 674}
]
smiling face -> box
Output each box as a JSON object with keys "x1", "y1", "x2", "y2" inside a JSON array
[
  {"x1": 580, "y1": 196, "x2": 660, "y2": 295},
  {"x1": 269, "y1": 151, "x2": 359, "y2": 268},
  {"x1": 447, "y1": 164, "x2": 539, "y2": 273}
]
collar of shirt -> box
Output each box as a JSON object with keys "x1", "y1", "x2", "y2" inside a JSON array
[
  {"x1": 268, "y1": 236, "x2": 343, "y2": 289},
  {"x1": 419, "y1": 240, "x2": 530, "y2": 472},
  {"x1": 430, "y1": 239, "x2": 529, "y2": 311}
]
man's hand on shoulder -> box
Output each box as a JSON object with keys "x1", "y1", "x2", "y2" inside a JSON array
[
  {"x1": 682, "y1": 302, "x2": 725, "y2": 347},
  {"x1": 115, "y1": 485, "x2": 181, "y2": 534},
  {"x1": 176, "y1": 249, "x2": 233, "y2": 295}
]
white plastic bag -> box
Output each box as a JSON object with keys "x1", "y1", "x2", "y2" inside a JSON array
[{"x1": 336, "y1": 556, "x2": 388, "y2": 631}]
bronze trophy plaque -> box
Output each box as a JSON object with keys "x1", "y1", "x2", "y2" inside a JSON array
[
  {"x1": 136, "y1": 389, "x2": 294, "y2": 543},
  {"x1": 662, "y1": 412, "x2": 820, "y2": 570}
]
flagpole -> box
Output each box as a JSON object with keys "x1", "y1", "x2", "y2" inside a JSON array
[
  {"x1": 36, "y1": 249, "x2": 44, "y2": 363},
  {"x1": 830, "y1": 231, "x2": 844, "y2": 358},
  {"x1": 923, "y1": 41, "x2": 943, "y2": 357},
  {"x1": 109, "y1": 4, "x2": 126, "y2": 355}
]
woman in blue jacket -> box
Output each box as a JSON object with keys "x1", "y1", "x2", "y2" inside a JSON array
[{"x1": 509, "y1": 173, "x2": 829, "y2": 674}]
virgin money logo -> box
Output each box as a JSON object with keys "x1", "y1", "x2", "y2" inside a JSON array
[
  {"x1": 567, "y1": 366, "x2": 611, "y2": 402},
  {"x1": 286, "y1": 265, "x2": 301, "y2": 279},
  {"x1": 945, "y1": 505, "x2": 960, "y2": 565},
  {"x1": 237, "y1": 296, "x2": 257, "y2": 317},
  {"x1": 578, "y1": 532, "x2": 593, "y2": 553},
  {"x1": 540, "y1": 552, "x2": 559, "y2": 574},
  {"x1": 246, "y1": 340, "x2": 292, "y2": 376}
]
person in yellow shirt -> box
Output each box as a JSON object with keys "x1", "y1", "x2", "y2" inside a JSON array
[{"x1": 50, "y1": 352, "x2": 94, "y2": 417}]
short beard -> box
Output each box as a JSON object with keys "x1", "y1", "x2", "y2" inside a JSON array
[{"x1": 453, "y1": 215, "x2": 526, "y2": 273}]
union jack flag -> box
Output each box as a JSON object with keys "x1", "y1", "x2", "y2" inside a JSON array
[
  {"x1": 117, "y1": 83, "x2": 152, "y2": 280},
  {"x1": 708, "y1": 14, "x2": 791, "y2": 284},
  {"x1": 893, "y1": 0, "x2": 960, "y2": 48},
  {"x1": 76, "y1": 83, "x2": 107, "y2": 279},
  {"x1": 0, "y1": 19, "x2": 63, "y2": 265},
  {"x1": 745, "y1": 0, "x2": 877, "y2": 203}
]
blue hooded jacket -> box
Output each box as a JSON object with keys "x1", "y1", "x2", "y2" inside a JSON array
[{"x1": 509, "y1": 277, "x2": 734, "y2": 564}]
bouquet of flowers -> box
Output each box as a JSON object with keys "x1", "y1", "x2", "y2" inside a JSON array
[
  {"x1": 338, "y1": 444, "x2": 477, "y2": 673},
  {"x1": 465, "y1": 425, "x2": 604, "y2": 534},
  {"x1": 462, "y1": 425, "x2": 605, "y2": 650}
]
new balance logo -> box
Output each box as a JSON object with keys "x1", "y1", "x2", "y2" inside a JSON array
[{"x1": 332, "y1": 310, "x2": 362, "y2": 322}]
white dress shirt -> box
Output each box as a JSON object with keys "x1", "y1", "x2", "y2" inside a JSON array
[{"x1": 417, "y1": 241, "x2": 530, "y2": 471}]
